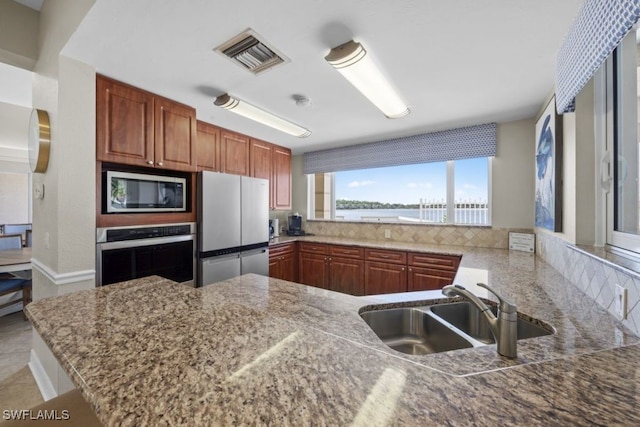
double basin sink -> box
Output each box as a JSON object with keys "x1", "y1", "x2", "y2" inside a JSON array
[{"x1": 360, "y1": 301, "x2": 555, "y2": 355}]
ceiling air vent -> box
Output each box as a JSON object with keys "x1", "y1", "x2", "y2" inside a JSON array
[{"x1": 215, "y1": 29, "x2": 288, "y2": 75}]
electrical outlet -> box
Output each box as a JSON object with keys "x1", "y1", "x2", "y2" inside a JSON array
[
  {"x1": 384, "y1": 229, "x2": 391, "y2": 239},
  {"x1": 615, "y1": 284, "x2": 628, "y2": 320}
]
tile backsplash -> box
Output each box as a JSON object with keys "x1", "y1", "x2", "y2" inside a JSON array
[
  {"x1": 536, "y1": 231, "x2": 640, "y2": 336},
  {"x1": 304, "y1": 220, "x2": 531, "y2": 248}
]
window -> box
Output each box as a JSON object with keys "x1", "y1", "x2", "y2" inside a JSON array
[
  {"x1": 606, "y1": 27, "x2": 640, "y2": 252},
  {"x1": 309, "y1": 158, "x2": 491, "y2": 225}
]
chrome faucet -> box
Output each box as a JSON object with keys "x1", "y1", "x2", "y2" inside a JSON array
[{"x1": 442, "y1": 283, "x2": 518, "y2": 358}]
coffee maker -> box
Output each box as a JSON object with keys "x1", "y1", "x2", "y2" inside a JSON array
[{"x1": 286, "y1": 213, "x2": 305, "y2": 236}]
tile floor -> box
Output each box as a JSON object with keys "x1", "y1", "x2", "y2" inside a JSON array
[{"x1": 0, "y1": 312, "x2": 43, "y2": 413}]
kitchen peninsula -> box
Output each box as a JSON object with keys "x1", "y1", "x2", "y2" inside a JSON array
[{"x1": 26, "y1": 244, "x2": 640, "y2": 426}]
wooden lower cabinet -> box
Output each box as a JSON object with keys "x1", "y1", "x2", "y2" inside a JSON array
[
  {"x1": 298, "y1": 252, "x2": 328, "y2": 288},
  {"x1": 297, "y1": 243, "x2": 365, "y2": 295},
  {"x1": 407, "y1": 266, "x2": 456, "y2": 291},
  {"x1": 328, "y1": 257, "x2": 364, "y2": 296},
  {"x1": 269, "y1": 243, "x2": 297, "y2": 282},
  {"x1": 407, "y1": 252, "x2": 461, "y2": 291},
  {"x1": 364, "y1": 261, "x2": 407, "y2": 295},
  {"x1": 286, "y1": 242, "x2": 460, "y2": 296}
]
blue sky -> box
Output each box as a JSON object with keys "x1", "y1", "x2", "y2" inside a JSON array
[{"x1": 335, "y1": 158, "x2": 488, "y2": 204}]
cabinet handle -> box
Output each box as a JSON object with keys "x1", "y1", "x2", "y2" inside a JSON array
[
  {"x1": 380, "y1": 255, "x2": 390, "y2": 258},
  {"x1": 147, "y1": 160, "x2": 154, "y2": 165},
  {"x1": 158, "y1": 162, "x2": 164, "y2": 166},
  {"x1": 402, "y1": 267, "x2": 405, "y2": 271},
  {"x1": 409, "y1": 268, "x2": 412, "y2": 272}
]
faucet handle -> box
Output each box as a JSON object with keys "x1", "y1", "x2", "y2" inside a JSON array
[{"x1": 477, "y1": 283, "x2": 516, "y2": 314}]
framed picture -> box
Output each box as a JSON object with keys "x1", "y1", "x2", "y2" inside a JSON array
[{"x1": 535, "y1": 95, "x2": 563, "y2": 232}]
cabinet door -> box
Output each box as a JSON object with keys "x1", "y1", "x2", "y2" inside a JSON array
[
  {"x1": 196, "y1": 121, "x2": 220, "y2": 171},
  {"x1": 272, "y1": 147, "x2": 292, "y2": 210},
  {"x1": 269, "y1": 256, "x2": 281, "y2": 278},
  {"x1": 221, "y1": 131, "x2": 250, "y2": 176},
  {"x1": 364, "y1": 261, "x2": 407, "y2": 295},
  {"x1": 329, "y1": 257, "x2": 364, "y2": 296},
  {"x1": 408, "y1": 266, "x2": 456, "y2": 291},
  {"x1": 280, "y1": 252, "x2": 297, "y2": 282},
  {"x1": 298, "y1": 252, "x2": 327, "y2": 289},
  {"x1": 269, "y1": 243, "x2": 297, "y2": 282},
  {"x1": 96, "y1": 76, "x2": 154, "y2": 167},
  {"x1": 154, "y1": 97, "x2": 197, "y2": 171},
  {"x1": 250, "y1": 139, "x2": 273, "y2": 180}
]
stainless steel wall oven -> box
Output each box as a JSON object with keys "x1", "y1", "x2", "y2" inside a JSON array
[{"x1": 96, "y1": 223, "x2": 196, "y2": 286}]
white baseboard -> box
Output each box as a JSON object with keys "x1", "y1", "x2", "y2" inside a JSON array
[
  {"x1": 30, "y1": 258, "x2": 95, "y2": 286},
  {"x1": 28, "y1": 349, "x2": 57, "y2": 401}
]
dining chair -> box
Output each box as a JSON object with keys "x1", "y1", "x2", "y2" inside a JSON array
[
  {"x1": 0, "y1": 233, "x2": 30, "y2": 319},
  {"x1": 25, "y1": 229, "x2": 33, "y2": 247},
  {"x1": 3, "y1": 223, "x2": 32, "y2": 246},
  {"x1": 0, "y1": 234, "x2": 22, "y2": 250},
  {"x1": 0, "y1": 278, "x2": 29, "y2": 320}
]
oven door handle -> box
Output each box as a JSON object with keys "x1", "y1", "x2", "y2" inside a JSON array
[{"x1": 97, "y1": 234, "x2": 195, "y2": 251}]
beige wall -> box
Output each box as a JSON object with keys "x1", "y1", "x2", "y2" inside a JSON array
[
  {"x1": 491, "y1": 118, "x2": 535, "y2": 228},
  {"x1": 0, "y1": 0, "x2": 39, "y2": 70},
  {"x1": 574, "y1": 79, "x2": 596, "y2": 245},
  {"x1": 29, "y1": 0, "x2": 96, "y2": 397},
  {"x1": 292, "y1": 118, "x2": 536, "y2": 230}
]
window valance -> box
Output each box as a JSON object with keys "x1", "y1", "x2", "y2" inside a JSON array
[
  {"x1": 556, "y1": 0, "x2": 640, "y2": 113},
  {"x1": 303, "y1": 123, "x2": 496, "y2": 175}
]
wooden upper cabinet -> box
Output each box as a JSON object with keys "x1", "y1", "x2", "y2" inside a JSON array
[
  {"x1": 250, "y1": 139, "x2": 293, "y2": 210},
  {"x1": 96, "y1": 76, "x2": 154, "y2": 167},
  {"x1": 196, "y1": 121, "x2": 221, "y2": 171},
  {"x1": 154, "y1": 97, "x2": 196, "y2": 172},
  {"x1": 221, "y1": 130, "x2": 250, "y2": 176},
  {"x1": 272, "y1": 146, "x2": 292, "y2": 210},
  {"x1": 96, "y1": 75, "x2": 196, "y2": 172},
  {"x1": 250, "y1": 139, "x2": 273, "y2": 181}
]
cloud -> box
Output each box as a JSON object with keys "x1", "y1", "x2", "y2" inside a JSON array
[
  {"x1": 348, "y1": 180, "x2": 375, "y2": 188},
  {"x1": 463, "y1": 183, "x2": 478, "y2": 190},
  {"x1": 408, "y1": 182, "x2": 433, "y2": 189}
]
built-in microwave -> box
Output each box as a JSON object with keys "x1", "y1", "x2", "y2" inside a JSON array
[{"x1": 106, "y1": 171, "x2": 187, "y2": 213}]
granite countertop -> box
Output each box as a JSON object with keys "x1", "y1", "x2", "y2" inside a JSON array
[{"x1": 26, "y1": 241, "x2": 640, "y2": 426}]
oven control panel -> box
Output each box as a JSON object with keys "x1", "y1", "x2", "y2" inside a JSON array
[{"x1": 96, "y1": 223, "x2": 196, "y2": 243}]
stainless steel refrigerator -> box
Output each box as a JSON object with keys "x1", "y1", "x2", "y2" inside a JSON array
[{"x1": 197, "y1": 172, "x2": 269, "y2": 286}]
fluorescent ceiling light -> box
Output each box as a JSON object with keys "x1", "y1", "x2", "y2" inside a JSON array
[
  {"x1": 214, "y1": 94, "x2": 311, "y2": 138},
  {"x1": 325, "y1": 40, "x2": 410, "y2": 119}
]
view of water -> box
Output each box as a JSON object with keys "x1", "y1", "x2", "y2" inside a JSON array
[{"x1": 335, "y1": 209, "x2": 489, "y2": 224}]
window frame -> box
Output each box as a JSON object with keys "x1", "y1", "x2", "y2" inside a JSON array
[
  {"x1": 306, "y1": 157, "x2": 492, "y2": 226},
  {"x1": 605, "y1": 26, "x2": 640, "y2": 253}
]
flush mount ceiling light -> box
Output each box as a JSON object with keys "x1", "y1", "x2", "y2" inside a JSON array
[
  {"x1": 214, "y1": 94, "x2": 311, "y2": 138},
  {"x1": 325, "y1": 40, "x2": 410, "y2": 119}
]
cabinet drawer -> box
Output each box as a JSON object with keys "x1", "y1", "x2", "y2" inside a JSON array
[
  {"x1": 408, "y1": 252, "x2": 461, "y2": 270},
  {"x1": 269, "y1": 242, "x2": 295, "y2": 258},
  {"x1": 298, "y1": 242, "x2": 328, "y2": 255},
  {"x1": 329, "y1": 245, "x2": 364, "y2": 259},
  {"x1": 365, "y1": 248, "x2": 407, "y2": 265}
]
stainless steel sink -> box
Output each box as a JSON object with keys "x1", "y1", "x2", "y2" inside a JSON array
[
  {"x1": 360, "y1": 302, "x2": 554, "y2": 356},
  {"x1": 428, "y1": 302, "x2": 554, "y2": 344},
  {"x1": 360, "y1": 307, "x2": 473, "y2": 355}
]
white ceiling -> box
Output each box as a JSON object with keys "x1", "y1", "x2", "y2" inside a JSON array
[{"x1": 61, "y1": 0, "x2": 585, "y2": 155}]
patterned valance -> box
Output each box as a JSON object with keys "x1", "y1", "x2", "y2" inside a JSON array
[
  {"x1": 303, "y1": 123, "x2": 496, "y2": 174},
  {"x1": 556, "y1": 0, "x2": 640, "y2": 113}
]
